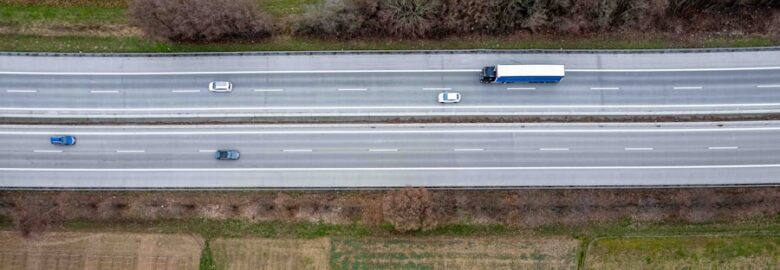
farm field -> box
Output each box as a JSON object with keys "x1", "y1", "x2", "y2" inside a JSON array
[
  {"x1": 210, "y1": 237, "x2": 330, "y2": 270},
  {"x1": 0, "y1": 231, "x2": 203, "y2": 270},
  {"x1": 330, "y1": 236, "x2": 579, "y2": 270},
  {"x1": 584, "y1": 235, "x2": 780, "y2": 270}
]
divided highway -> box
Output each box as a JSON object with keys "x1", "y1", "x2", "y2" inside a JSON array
[
  {"x1": 2, "y1": 50, "x2": 780, "y2": 118},
  {"x1": 2, "y1": 122, "x2": 779, "y2": 188}
]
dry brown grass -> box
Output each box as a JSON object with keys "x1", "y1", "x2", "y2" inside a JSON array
[
  {"x1": 331, "y1": 236, "x2": 579, "y2": 269},
  {"x1": 210, "y1": 238, "x2": 329, "y2": 270},
  {"x1": 0, "y1": 231, "x2": 203, "y2": 270}
]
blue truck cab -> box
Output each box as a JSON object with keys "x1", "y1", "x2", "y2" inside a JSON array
[{"x1": 50, "y1": 135, "x2": 76, "y2": 145}]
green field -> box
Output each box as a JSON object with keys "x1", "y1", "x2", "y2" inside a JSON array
[{"x1": 585, "y1": 235, "x2": 780, "y2": 269}]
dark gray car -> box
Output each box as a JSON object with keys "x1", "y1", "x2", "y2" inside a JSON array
[{"x1": 215, "y1": 150, "x2": 240, "y2": 160}]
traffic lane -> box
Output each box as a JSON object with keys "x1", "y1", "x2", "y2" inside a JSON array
[
  {"x1": 2, "y1": 128, "x2": 776, "y2": 152},
  {"x1": 1, "y1": 165, "x2": 778, "y2": 188},
  {"x1": 2, "y1": 69, "x2": 778, "y2": 91},
  {"x1": 3, "y1": 148, "x2": 779, "y2": 168}
]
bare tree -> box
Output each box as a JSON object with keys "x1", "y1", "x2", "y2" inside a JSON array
[
  {"x1": 128, "y1": 0, "x2": 273, "y2": 42},
  {"x1": 383, "y1": 187, "x2": 435, "y2": 232}
]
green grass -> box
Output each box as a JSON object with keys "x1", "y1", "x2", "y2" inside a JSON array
[
  {"x1": 585, "y1": 236, "x2": 780, "y2": 269},
  {"x1": 0, "y1": 3, "x2": 126, "y2": 26},
  {"x1": 257, "y1": 0, "x2": 319, "y2": 17},
  {"x1": 2, "y1": 34, "x2": 777, "y2": 53}
]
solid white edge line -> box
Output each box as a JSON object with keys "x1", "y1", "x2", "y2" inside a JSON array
[
  {"x1": 3, "y1": 66, "x2": 780, "y2": 76},
  {"x1": 337, "y1": 88, "x2": 368, "y2": 91},
  {"x1": 757, "y1": 85, "x2": 780, "y2": 88},
  {"x1": 90, "y1": 90, "x2": 120, "y2": 93},
  {"x1": 171, "y1": 90, "x2": 201, "y2": 93},
  {"x1": 283, "y1": 149, "x2": 312, "y2": 152},
  {"x1": 11, "y1": 102, "x2": 780, "y2": 111},
  {"x1": 708, "y1": 146, "x2": 739, "y2": 150},
  {"x1": 624, "y1": 147, "x2": 654, "y2": 151},
  {"x1": 368, "y1": 149, "x2": 398, "y2": 152},
  {"x1": 32, "y1": 150, "x2": 62, "y2": 153},
  {"x1": 673, "y1": 86, "x2": 703, "y2": 90},
  {"x1": 454, "y1": 148, "x2": 484, "y2": 151},
  {"x1": 539, "y1": 148, "x2": 570, "y2": 151},
  {"x1": 422, "y1": 88, "x2": 451, "y2": 91},
  {"x1": 4, "y1": 163, "x2": 780, "y2": 171},
  {"x1": 2, "y1": 126, "x2": 780, "y2": 135},
  {"x1": 116, "y1": 150, "x2": 145, "y2": 153},
  {"x1": 6, "y1": 90, "x2": 37, "y2": 93},
  {"x1": 254, "y1": 89, "x2": 284, "y2": 92},
  {"x1": 590, "y1": 87, "x2": 620, "y2": 90}
]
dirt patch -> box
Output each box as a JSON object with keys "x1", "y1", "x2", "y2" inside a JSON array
[
  {"x1": 331, "y1": 236, "x2": 579, "y2": 269},
  {"x1": 0, "y1": 231, "x2": 203, "y2": 270},
  {"x1": 211, "y1": 237, "x2": 329, "y2": 270},
  {"x1": 585, "y1": 235, "x2": 780, "y2": 269}
]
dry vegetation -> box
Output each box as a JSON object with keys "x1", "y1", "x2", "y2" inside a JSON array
[
  {"x1": 128, "y1": 0, "x2": 273, "y2": 42},
  {"x1": 585, "y1": 235, "x2": 780, "y2": 269},
  {"x1": 210, "y1": 238, "x2": 330, "y2": 270},
  {"x1": 293, "y1": 0, "x2": 780, "y2": 39},
  {"x1": 1, "y1": 187, "x2": 779, "y2": 235},
  {"x1": 331, "y1": 236, "x2": 579, "y2": 269},
  {"x1": 0, "y1": 231, "x2": 203, "y2": 270}
]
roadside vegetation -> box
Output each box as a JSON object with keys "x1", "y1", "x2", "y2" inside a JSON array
[{"x1": 0, "y1": 0, "x2": 778, "y2": 52}]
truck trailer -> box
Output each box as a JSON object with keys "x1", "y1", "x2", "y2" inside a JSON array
[{"x1": 481, "y1": 64, "x2": 565, "y2": 83}]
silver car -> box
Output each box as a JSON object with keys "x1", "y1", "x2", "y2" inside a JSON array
[
  {"x1": 209, "y1": 81, "x2": 233, "y2": 92},
  {"x1": 438, "y1": 92, "x2": 461, "y2": 103}
]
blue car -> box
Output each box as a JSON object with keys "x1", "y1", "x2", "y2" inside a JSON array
[
  {"x1": 50, "y1": 135, "x2": 76, "y2": 145},
  {"x1": 215, "y1": 150, "x2": 240, "y2": 160}
]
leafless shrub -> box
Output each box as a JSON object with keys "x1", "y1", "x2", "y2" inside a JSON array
[
  {"x1": 383, "y1": 187, "x2": 435, "y2": 232},
  {"x1": 128, "y1": 0, "x2": 273, "y2": 42}
]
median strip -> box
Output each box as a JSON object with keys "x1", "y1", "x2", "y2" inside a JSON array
[
  {"x1": 708, "y1": 146, "x2": 739, "y2": 150},
  {"x1": 590, "y1": 87, "x2": 620, "y2": 90},
  {"x1": 337, "y1": 88, "x2": 368, "y2": 91},
  {"x1": 757, "y1": 85, "x2": 780, "y2": 88},
  {"x1": 673, "y1": 86, "x2": 703, "y2": 90},
  {"x1": 506, "y1": 87, "x2": 536, "y2": 90},
  {"x1": 6, "y1": 89, "x2": 37, "y2": 93},
  {"x1": 116, "y1": 150, "x2": 145, "y2": 153},
  {"x1": 171, "y1": 90, "x2": 201, "y2": 93},
  {"x1": 368, "y1": 148, "x2": 398, "y2": 152},
  {"x1": 539, "y1": 148, "x2": 570, "y2": 151},
  {"x1": 32, "y1": 149, "x2": 62, "y2": 153},
  {"x1": 90, "y1": 90, "x2": 120, "y2": 94},
  {"x1": 624, "y1": 147, "x2": 654, "y2": 151},
  {"x1": 454, "y1": 148, "x2": 484, "y2": 151},
  {"x1": 254, "y1": 89, "x2": 284, "y2": 92},
  {"x1": 283, "y1": 149, "x2": 312, "y2": 152}
]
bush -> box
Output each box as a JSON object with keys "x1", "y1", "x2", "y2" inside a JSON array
[
  {"x1": 383, "y1": 187, "x2": 435, "y2": 232},
  {"x1": 128, "y1": 0, "x2": 273, "y2": 42}
]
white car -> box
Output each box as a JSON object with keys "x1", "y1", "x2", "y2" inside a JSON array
[
  {"x1": 208, "y1": 81, "x2": 233, "y2": 92},
  {"x1": 438, "y1": 92, "x2": 461, "y2": 103}
]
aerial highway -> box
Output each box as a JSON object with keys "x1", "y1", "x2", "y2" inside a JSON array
[
  {"x1": 1, "y1": 121, "x2": 779, "y2": 189},
  {"x1": 1, "y1": 50, "x2": 779, "y2": 118}
]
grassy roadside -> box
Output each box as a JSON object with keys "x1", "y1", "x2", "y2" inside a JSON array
[{"x1": 1, "y1": 33, "x2": 777, "y2": 53}]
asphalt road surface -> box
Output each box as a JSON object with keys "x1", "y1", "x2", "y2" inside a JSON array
[
  {"x1": 1, "y1": 50, "x2": 780, "y2": 118},
  {"x1": 2, "y1": 122, "x2": 779, "y2": 188}
]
